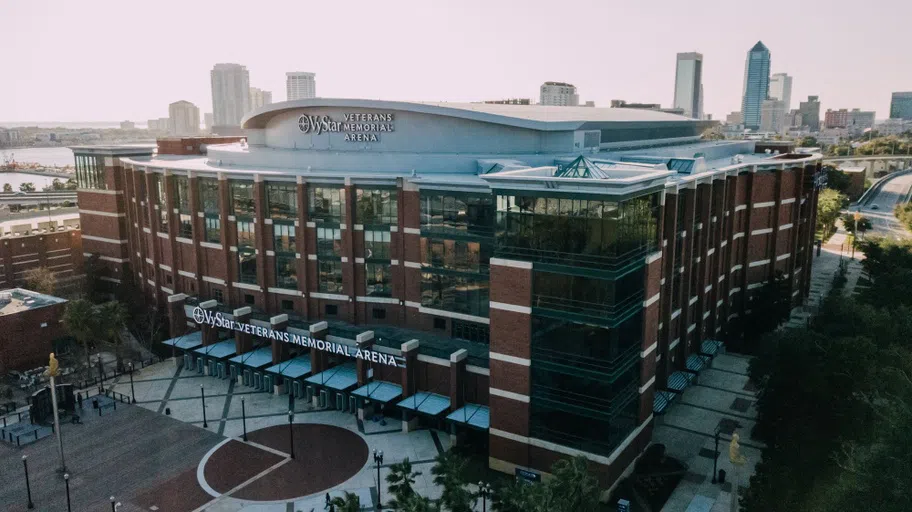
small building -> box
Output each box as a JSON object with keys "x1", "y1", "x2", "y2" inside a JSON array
[{"x1": 0, "y1": 289, "x2": 68, "y2": 371}]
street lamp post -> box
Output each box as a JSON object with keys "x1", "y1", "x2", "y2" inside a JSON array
[
  {"x1": 373, "y1": 449, "x2": 384, "y2": 511},
  {"x1": 97, "y1": 353, "x2": 105, "y2": 393},
  {"x1": 64, "y1": 473, "x2": 71, "y2": 512},
  {"x1": 110, "y1": 496, "x2": 116, "y2": 512},
  {"x1": 241, "y1": 398, "x2": 248, "y2": 442},
  {"x1": 288, "y1": 411, "x2": 295, "y2": 459},
  {"x1": 22, "y1": 455, "x2": 34, "y2": 509},
  {"x1": 201, "y1": 385, "x2": 208, "y2": 428},
  {"x1": 711, "y1": 426, "x2": 722, "y2": 483},
  {"x1": 129, "y1": 363, "x2": 136, "y2": 403},
  {"x1": 478, "y1": 481, "x2": 493, "y2": 512}
]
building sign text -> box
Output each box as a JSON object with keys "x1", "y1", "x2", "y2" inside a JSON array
[{"x1": 298, "y1": 112, "x2": 395, "y2": 142}]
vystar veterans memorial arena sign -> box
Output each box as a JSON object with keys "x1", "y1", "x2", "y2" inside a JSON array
[
  {"x1": 192, "y1": 307, "x2": 399, "y2": 367},
  {"x1": 298, "y1": 112, "x2": 395, "y2": 142}
]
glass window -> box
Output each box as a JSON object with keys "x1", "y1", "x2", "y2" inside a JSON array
[
  {"x1": 420, "y1": 238, "x2": 489, "y2": 273},
  {"x1": 152, "y1": 174, "x2": 167, "y2": 207},
  {"x1": 230, "y1": 181, "x2": 255, "y2": 217},
  {"x1": 365, "y1": 262, "x2": 391, "y2": 297},
  {"x1": 237, "y1": 220, "x2": 255, "y2": 249},
  {"x1": 214, "y1": 288, "x2": 224, "y2": 303},
  {"x1": 238, "y1": 250, "x2": 257, "y2": 284},
  {"x1": 200, "y1": 178, "x2": 220, "y2": 214},
  {"x1": 308, "y1": 187, "x2": 345, "y2": 224},
  {"x1": 275, "y1": 254, "x2": 297, "y2": 289},
  {"x1": 179, "y1": 213, "x2": 193, "y2": 238},
  {"x1": 318, "y1": 260, "x2": 343, "y2": 293},
  {"x1": 420, "y1": 192, "x2": 494, "y2": 235},
  {"x1": 356, "y1": 189, "x2": 398, "y2": 225},
  {"x1": 158, "y1": 209, "x2": 169, "y2": 234},
  {"x1": 175, "y1": 176, "x2": 191, "y2": 213},
  {"x1": 74, "y1": 155, "x2": 107, "y2": 190},
  {"x1": 273, "y1": 223, "x2": 296, "y2": 253},
  {"x1": 267, "y1": 182, "x2": 297, "y2": 219},
  {"x1": 451, "y1": 320, "x2": 489, "y2": 344},
  {"x1": 364, "y1": 230, "x2": 391, "y2": 260},
  {"x1": 204, "y1": 216, "x2": 221, "y2": 243},
  {"x1": 316, "y1": 227, "x2": 342, "y2": 258},
  {"x1": 420, "y1": 272, "x2": 489, "y2": 317}
]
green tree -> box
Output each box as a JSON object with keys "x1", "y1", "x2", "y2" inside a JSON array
[
  {"x1": 386, "y1": 458, "x2": 421, "y2": 510},
  {"x1": 492, "y1": 479, "x2": 547, "y2": 512},
  {"x1": 51, "y1": 178, "x2": 64, "y2": 190},
  {"x1": 544, "y1": 457, "x2": 601, "y2": 512},
  {"x1": 2, "y1": 183, "x2": 11, "y2": 192},
  {"x1": 329, "y1": 492, "x2": 362, "y2": 512},
  {"x1": 98, "y1": 301, "x2": 129, "y2": 371},
  {"x1": 23, "y1": 266, "x2": 55, "y2": 295},
  {"x1": 822, "y1": 165, "x2": 851, "y2": 194},
  {"x1": 798, "y1": 136, "x2": 818, "y2": 148},
  {"x1": 19, "y1": 182, "x2": 35, "y2": 192},
  {"x1": 701, "y1": 127, "x2": 725, "y2": 140},
  {"x1": 396, "y1": 494, "x2": 440, "y2": 512},
  {"x1": 816, "y1": 188, "x2": 848, "y2": 240},
  {"x1": 63, "y1": 298, "x2": 99, "y2": 377},
  {"x1": 430, "y1": 453, "x2": 475, "y2": 512}
]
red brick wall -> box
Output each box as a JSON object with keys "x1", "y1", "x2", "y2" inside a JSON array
[{"x1": 0, "y1": 301, "x2": 67, "y2": 371}]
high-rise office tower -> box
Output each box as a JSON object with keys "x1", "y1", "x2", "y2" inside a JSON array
[
  {"x1": 168, "y1": 100, "x2": 201, "y2": 136},
  {"x1": 769, "y1": 73, "x2": 793, "y2": 111},
  {"x1": 210, "y1": 63, "x2": 250, "y2": 127},
  {"x1": 539, "y1": 82, "x2": 579, "y2": 106},
  {"x1": 740, "y1": 41, "x2": 771, "y2": 130},
  {"x1": 673, "y1": 52, "x2": 703, "y2": 119},
  {"x1": 890, "y1": 92, "x2": 912, "y2": 119},
  {"x1": 286, "y1": 72, "x2": 316, "y2": 101},
  {"x1": 798, "y1": 96, "x2": 821, "y2": 132},
  {"x1": 249, "y1": 87, "x2": 273, "y2": 112}
]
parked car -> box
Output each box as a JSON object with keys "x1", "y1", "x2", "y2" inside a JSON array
[{"x1": 871, "y1": 204, "x2": 880, "y2": 210}]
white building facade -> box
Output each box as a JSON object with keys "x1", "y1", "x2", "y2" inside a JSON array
[
  {"x1": 286, "y1": 72, "x2": 316, "y2": 101},
  {"x1": 211, "y1": 63, "x2": 251, "y2": 128},
  {"x1": 249, "y1": 87, "x2": 274, "y2": 112},
  {"x1": 539, "y1": 82, "x2": 579, "y2": 106},
  {"x1": 168, "y1": 100, "x2": 201, "y2": 136}
]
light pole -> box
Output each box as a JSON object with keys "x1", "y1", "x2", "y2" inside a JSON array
[
  {"x1": 478, "y1": 481, "x2": 493, "y2": 512},
  {"x1": 288, "y1": 410, "x2": 295, "y2": 459},
  {"x1": 373, "y1": 449, "x2": 384, "y2": 511},
  {"x1": 110, "y1": 496, "x2": 116, "y2": 512},
  {"x1": 129, "y1": 363, "x2": 136, "y2": 403},
  {"x1": 241, "y1": 398, "x2": 248, "y2": 442},
  {"x1": 711, "y1": 425, "x2": 722, "y2": 483},
  {"x1": 97, "y1": 353, "x2": 105, "y2": 393},
  {"x1": 22, "y1": 455, "x2": 34, "y2": 509},
  {"x1": 64, "y1": 473, "x2": 71, "y2": 512},
  {"x1": 201, "y1": 385, "x2": 208, "y2": 428},
  {"x1": 48, "y1": 353, "x2": 66, "y2": 473}
]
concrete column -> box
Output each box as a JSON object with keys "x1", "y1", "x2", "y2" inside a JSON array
[
  {"x1": 233, "y1": 307, "x2": 253, "y2": 355},
  {"x1": 400, "y1": 339, "x2": 420, "y2": 433},
  {"x1": 199, "y1": 299, "x2": 219, "y2": 346}
]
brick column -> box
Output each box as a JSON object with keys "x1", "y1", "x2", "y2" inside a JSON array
[
  {"x1": 658, "y1": 191, "x2": 679, "y2": 389},
  {"x1": 309, "y1": 321, "x2": 329, "y2": 376},
  {"x1": 449, "y1": 348, "x2": 468, "y2": 411},
  {"x1": 166, "y1": 293, "x2": 188, "y2": 339},
  {"x1": 253, "y1": 175, "x2": 268, "y2": 292},
  {"x1": 296, "y1": 176, "x2": 310, "y2": 319},
  {"x1": 676, "y1": 187, "x2": 697, "y2": 368},
  {"x1": 693, "y1": 183, "x2": 712, "y2": 353},
  {"x1": 342, "y1": 179, "x2": 357, "y2": 324},
  {"x1": 270, "y1": 314, "x2": 289, "y2": 364},
  {"x1": 233, "y1": 306, "x2": 253, "y2": 355},
  {"x1": 786, "y1": 166, "x2": 805, "y2": 304},
  {"x1": 218, "y1": 173, "x2": 233, "y2": 307},
  {"x1": 768, "y1": 169, "x2": 785, "y2": 282},
  {"x1": 400, "y1": 339, "x2": 420, "y2": 432},
  {"x1": 739, "y1": 172, "x2": 755, "y2": 319},
  {"x1": 188, "y1": 171, "x2": 204, "y2": 295},
  {"x1": 199, "y1": 299, "x2": 219, "y2": 346}
]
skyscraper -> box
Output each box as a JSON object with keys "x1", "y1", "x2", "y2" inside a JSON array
[
  {"x1": 760, "y1": 99, "x2": 786, "y2": 133},
  {"x1": 890, "y1": 92, "x2": 912, "y2": 119},
  {"x1": 286, "y1": 72, "x2": 316, "y2": 101},
  {"x1": 673, "y1": 52, "x2": 703, "y2": 119},
  {"x1": 740, "y1": 41, "x2": 771, "y2": 130},
  {"x1": 539, "y1": 82, "x2": 579, "y2": 106},
  {"x1": 210, "y1": 63, "x2": 250, "y2": 127},
  {"x1": 168, "y1": 100, "x2": 200, "y2": 136},
  {"x1": 249, "y1": 87, "x2": 273, "y2": 112},
  {"x1": 798, "y1": 96, "x2": 821, "y2": 132},
  {"x1": 769, "y1": 73, "x2": 793, "y2": 111}
]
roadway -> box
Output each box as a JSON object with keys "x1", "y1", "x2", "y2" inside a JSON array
[{"x1": 854, "y1": 171, "x2": 912, "y2": 240}]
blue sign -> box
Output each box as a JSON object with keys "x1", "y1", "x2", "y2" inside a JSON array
[
  {"x1": 617, "y1": 499, "x2": 631, "y2": 512},
  {"x1": 515, "y1": 468, "x2": 541, "y2": 484}
]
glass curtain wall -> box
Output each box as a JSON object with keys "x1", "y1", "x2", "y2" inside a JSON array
[
  {"x1": 268, "y1": 182, "x2": 298, "y2": 289},
  {"x1": 419, "y1": 192, "x2": 493, "y2": 317},
  {"x1": 175, "y1": 175, "x2": 193, "y2": 238},
  {"x1": 74, "y1": 155, "x2": 107, "y2": 190},
  {"x1": 357, "y1": 188, "x2": 397, "y2": 297},
  {"x1": 200, "y1": 178, "x2": 221, "y2": 243},
  {"x1": 309, "y1": 187, "x2": 345, "y2": 293},
  {"x1": 231, "y1": 181, "x2": 257, "y2": 284},
  {"x1": 152, "y1": 174, "x2": 168, "y2": 233}
]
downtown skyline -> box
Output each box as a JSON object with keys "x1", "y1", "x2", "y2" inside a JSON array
[{"x1": 1, "y1": 0, "x2": 910, "y2": 123}]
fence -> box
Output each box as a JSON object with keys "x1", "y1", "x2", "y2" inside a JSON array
[{"x1": 67, "y1": 355, "x2": 167, "y2": 391}]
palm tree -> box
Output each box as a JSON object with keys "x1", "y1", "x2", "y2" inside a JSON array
[
  {"x1": 396, "y1": 494, "x2": 440, "y2": 512},
  {"x1": 545, "y1": 456, "x2": 601, "y2": 512},
  {"x1": 63, "y1": 298, "x2": 98, "y2": 378},
  {"x1": 329, "y1": 492, "x2": 362, "y2": 512},
  {"x1": 430, "y1": 452, "x2": 474, "y2": 512},
  {"x1": 491, "y1": 479, "x2": 545, "y2": 512},
  {"x1": 386, "y1": 458, "x2": 422, "y2": 509}
]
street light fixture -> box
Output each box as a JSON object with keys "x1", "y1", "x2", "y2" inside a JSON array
[
  {"x1": 712, "y1": 425, "x2": 723, "y2": 484},
  {"x1": 129, "y1": 363, "x2": 136, "y2": 403},
  {"x1": 478, "y1": 481, "x2": 493, "y2": 512},
  {"x1": 22, "y1": 455, "x2": 34, "y2": 509},
  {"x1": 201, "y1": 385, "x2": 208, "y2": 428},
  {"x1": 64, "y1": 473, "x2": 71, "y2": 512},
  {"x1": 288, "y1": 410, "x2": 295, "y2": 459},
  {"x1": 241, "y1": 398, "x2": 248, "y2": 442},
  {"x1": 373, "y1": 449, "x2": 384, "y2": 511}
]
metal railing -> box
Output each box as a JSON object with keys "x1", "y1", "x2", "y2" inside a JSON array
[
  {"x1": 532, "y1": 291, "x2": 644, "y2": 323},
  {"x1": 495, "y1": 243, "x2": 653, "y2": 272}
]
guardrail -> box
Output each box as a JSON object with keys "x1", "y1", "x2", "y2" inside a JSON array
[{"x1": 855, "y1": 168, "x2": 912, "y2": 208}]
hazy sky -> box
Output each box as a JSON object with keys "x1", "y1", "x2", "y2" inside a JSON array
[{"x1": 2, "y1": 0, "x2": 910, "y2": 122}]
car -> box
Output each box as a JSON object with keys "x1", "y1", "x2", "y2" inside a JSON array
[{"x1": 870, "y1": 204, "x2": 880, "y2": 210}]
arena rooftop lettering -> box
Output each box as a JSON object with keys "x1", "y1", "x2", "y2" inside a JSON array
[
  {"x1": 297, "y1": 112, "x2": 395, "y2": 142},
  {"x1": 191, "y1": 307, "x2": 399, "y2": 367}
]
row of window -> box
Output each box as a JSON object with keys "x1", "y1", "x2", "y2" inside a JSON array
[{"x1": 74, "y1": 155, "x2": 107, "y2": 190}]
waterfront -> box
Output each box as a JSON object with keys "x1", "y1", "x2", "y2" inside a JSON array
[
  {"x1": 0, "y1": 172, "x2": 62, "y2": 190},
  {"x1": 1, "y1": 146, "x2": 73, "y2": 167}
]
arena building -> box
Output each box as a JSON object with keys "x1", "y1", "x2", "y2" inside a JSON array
[{"x1": 71, "y1": 99, "x2": 823, "y2": 489}]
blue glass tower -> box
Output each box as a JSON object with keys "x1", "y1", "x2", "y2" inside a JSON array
[{"x1": 741, "y1": 41, "x2": 771, "y2": 130}]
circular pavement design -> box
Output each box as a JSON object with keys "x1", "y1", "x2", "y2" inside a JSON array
[{"x1": 202, "y1": 423, "x2": 369, "y2": 501}]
